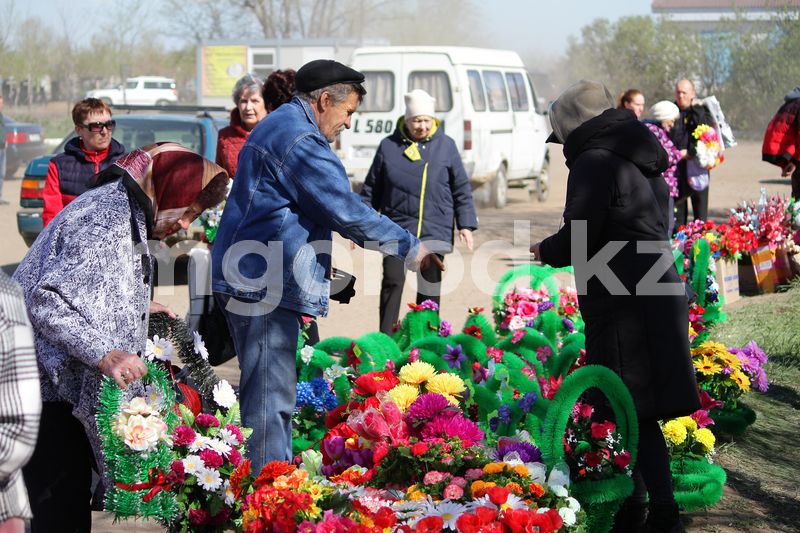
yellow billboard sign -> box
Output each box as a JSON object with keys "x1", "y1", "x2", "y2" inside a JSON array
[{"x1": 201, "y1": 46, "x2": 248, "y2": 98}]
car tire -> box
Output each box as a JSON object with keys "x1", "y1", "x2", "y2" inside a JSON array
[
  {"x1": 491, "y1": 164, "x2": 508, "y2": 209},
  {"x1": 155, "y1": 99, "x2": 170, "y2": 107}
]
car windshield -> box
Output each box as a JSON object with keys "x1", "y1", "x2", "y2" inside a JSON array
[{"x1": 53, "y1": 118, "x2": 205, "y2": 155}]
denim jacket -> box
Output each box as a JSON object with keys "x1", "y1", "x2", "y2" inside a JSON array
[{"x1": 211, "y1": 97, "x2": 419, "y2": 317}]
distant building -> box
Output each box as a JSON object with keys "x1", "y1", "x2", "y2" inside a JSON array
[{"x1": 651, "y1": 0, "x2": 800, "y2": 32}]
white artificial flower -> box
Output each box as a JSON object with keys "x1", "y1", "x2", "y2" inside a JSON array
[
  {"x1": 193, "y1": 331, "x2": 209, "y2": 360},
  {"x1": 122, "y1": 414, "x2": 160, "y2": 452},
  {"x1": 196, "y1": 467, "x2": 222, "y2": 491},
  {"x1": 221, "y1": 480, "x2": 235, "y2": 506},
  {"x1": 205, "y1": 438, "x2": 232, "y2": 456},
  {"x1": 183, "y1": 454, "x2": 204, "y2": 475},
  {"x1": 143, "y1": 385, "x2": 164, "y2": 407},
  {"x1": 300, "y1": 345, "x2": 315, "y2": 364},
  {"x1": 527, "y1": 461, "x2": 548, "y2": 484},
  {"x1": 145, "y1": 335, "x2": 173, "y2": 362},
  {"x1": 551, "y1": 485, "x2": 569, "y2": 497},
  {"x1": 212, "y1": 380, "x2": 237, "y2": 408},
  {"x1": 566, "y1": 496, "x2": 581, "y2": 512},
  {"x1": 189, "y1": 435, "x2": 211, "y2": 453},
  {"x1": 323, "y1": 364, "x2": 351, "y2": 382},
  {"x1": 423, "y1": 499, "x2": 468, "y2": 530},
  {"x1": 559, "y1": 507, "x2": 577, "y2": 526},
  {"x1": 122, "y1": 397, "x2": 157, "y2": 416},
  {"x1": 217, "y1": 427, "x2": 239, "y2": 447},
  {"x1": 508, "y1": 315, "x2": 526, "y2": 330}
]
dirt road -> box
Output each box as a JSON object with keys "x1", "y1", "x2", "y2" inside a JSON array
[{"x1": 0, "y1": 140, "x2": 791, "y2": 531}]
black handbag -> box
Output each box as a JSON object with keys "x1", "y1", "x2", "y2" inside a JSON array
[{"x1": 194, "y1": 294, "x2": 237, "y2": 366}]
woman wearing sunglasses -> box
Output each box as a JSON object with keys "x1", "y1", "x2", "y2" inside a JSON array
[{"x1": 41, "y1": 98, "x2": 125, "y2": 228}]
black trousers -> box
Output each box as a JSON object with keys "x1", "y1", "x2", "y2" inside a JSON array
[
  {"x1": 792, "y1": 165, "x2": 800, "y2": 201},
  {"x1": 23, "y1": 402, "x2": 96, "y2": 533},
  {"x1": 379, "y1": 254, "x2": 443, "y2": 334}
]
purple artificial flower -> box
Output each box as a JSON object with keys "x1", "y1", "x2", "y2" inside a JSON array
[
  {"x1": 497, "y1": 405, "x2": 512, "y2": 424},
  {"x1": 519, "y1": 392, "x2": 537, "y2": 413},
  {"x1": 439, "y1": 320, "x2": 453, "y2": 337},
  {"x1": 419, "y1": 299, "x2": 439, "y2": 311},
  {"x1": 496, "y1": 438, "x2": 543, "y2": 464},
  {"x1": 562, "y1": 318, "x2": 575, "y2": 333},
  {"x1": 408, "y1": 393, "x2": 455, "y2": 424},
  {"x1": 539, "y1": 301, "x2": 554, "y2": 312},
  {"x1": 443, "y1": 344, "x2": 466, "y2": 370},
  {"x1": 489, "y1": 417, "x2": 500, "y2": 432},
  {"x1": 536, "y1": 345, "x2": 552, "y2": 363},
  {"x1": 722, "y1": 367, "x2": 733, "y2": 375},
  {"x1": 472, "y1": 362, "x2": 489, "y2": 384},
  {"x1": 420, "y1": 414, "x2": 485, "y2": 443},
  {"x1": 324, "y1": 436, "x2": 345, "y2": 460}
]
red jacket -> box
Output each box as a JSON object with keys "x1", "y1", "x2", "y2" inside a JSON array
[
  {"x1": 215, "y1": 110, "x2": 250, "y2": 178},
  {"x1": 42, "y1": 137, "x2": 125, "y2": 227},
  {"x1": 762, "y1": 96, "x2": 800, "y2": 168}
]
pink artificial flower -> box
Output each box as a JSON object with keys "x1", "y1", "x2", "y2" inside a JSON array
[
  {"x1": 188, "y1": 508, "x2": 211, "y2": 526},
  {"x1": 227, "y1": 447, "x2": 243, "y2": 466},
  {"x1": 511, "y1": 330, "x2": 526, "y2": 344},
  {"x1": 200, "y1": 449, "x2": 224, "y2": 469},
  {"x1": 224, "y1": 424, "x2": 244, "y2": 445},
  {"x1": 465, "y1": 468, "x2": 484, "y2": 480},
  {"x1": 444, "y1": 483, "x2": 464, "y2": 500},
  {"x1": 173, "y1": 425, "x2": 196, "y2": 446},
  {"x1": 423, "y1": 470, "x2": 447, "y2": 485},
  {"x1": 195, "y1": 413, "x2": 220, "y2": 428}
]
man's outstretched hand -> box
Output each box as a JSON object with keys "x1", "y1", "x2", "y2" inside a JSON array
[{"x1": 415, "y1": 242, "x2": 446, "y2": 272}]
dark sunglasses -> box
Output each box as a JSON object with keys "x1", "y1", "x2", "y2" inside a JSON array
[{"x1": 79, "y1": 120, "x2": 116, "y2": 132}]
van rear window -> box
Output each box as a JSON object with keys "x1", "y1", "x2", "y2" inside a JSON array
[
  {"x1": 360, "y1": 72, "x2": 395, "y2": 112},
  {"x1": 483, "y1": 71, "x2": 509, "y2": 112},
  {"x1": 467, "y1": 70, "x2": 486, "y2": 112},
  {"x1": 408, "y1": 71, "x2": 453, "y2": 112},
  {"x1": 506, "y1": 72, "x2": 529, "y2": 111}
]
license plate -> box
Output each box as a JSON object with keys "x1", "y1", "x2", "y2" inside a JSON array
[{"x1": 28, "y1": 133, "x2": 41, "y2": 142}]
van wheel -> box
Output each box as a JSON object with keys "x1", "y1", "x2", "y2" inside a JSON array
[
  {"x1": 491, "y1": 164, "x2": 508, "y2": 209},
  {"x1": 155, "y1": 99, "x2": 170, "y2": 106},
  {"x1": 536, "y1": 157, "x2": 550, "y2": 202}
]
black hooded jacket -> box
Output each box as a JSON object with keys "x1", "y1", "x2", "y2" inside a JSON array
[{"x1": 539, "y1": 108, "x2": 700, "y2": 420}]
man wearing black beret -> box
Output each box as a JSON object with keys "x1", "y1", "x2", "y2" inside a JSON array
[{"x1": 211, "y1": 59, "x2": 443, "y2": 473}]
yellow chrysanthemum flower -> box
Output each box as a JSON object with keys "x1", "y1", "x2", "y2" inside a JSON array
[
  {"x1": 692, "y1": 341, "x2": 729, "y2": 359},
  {"x1": 693, "y1": 428, "x2": 715, "y2": 453},
  {"x1": 483, "y1": 462, "x2": 506, "y2": 474},
  {"x1": 694, "y1": 357, "x2": 722, "y2": 375},
  {"x1": 662, "y1": 420, "x2": 687, "y2": 445},
  {"x1": 512, "y1": 464, "x2": 530, "y2": 478},
  {"x1": 676, "y1": 416, "x2": 698, "y2": 432},
  {"x1": 717, "y1": 352, "x2": 741, "y2": 369},
  {"x1": 730, "y1": 369, "x2": 751, "y2": 392},
  {"x1": 426, "y1": 373, "x2": 466, "y2": 399},
  {"x1": 388, "y1": 384, "x2": 420, "y2": 412},
  {"x1": 398, "y1": 361, "x2": 437, "y2": 385}
]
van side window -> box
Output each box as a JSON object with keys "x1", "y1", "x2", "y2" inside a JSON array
[
  {"x1": 483, "y1": 71, "x2": 509, "y2": 112},
  {"x1": 408, "y1": 71, "x2": 453, "y2": 112},
  {"x1": 144, "y1": 82, "x2": 158, "y2": 89},
  {"x1": 467, "y1": 70, "x2": 486, "y2": 112},
  {"x1": 527, "y1": 73, "x2": 543, "y2": 114},
  {"x1": 360, "y1": 71, "x2": 395, "y2": 112},
  {"x1": 506, "y1": 72, "x2": 529, "y2": 111}
]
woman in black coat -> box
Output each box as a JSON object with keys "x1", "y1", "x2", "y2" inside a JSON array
[
  {"x1": 531, "y1": 81, "x2": 700, "y2": 533},
  {"x1": 361, "y1": 89, "x2": 478, "y2": 334}
]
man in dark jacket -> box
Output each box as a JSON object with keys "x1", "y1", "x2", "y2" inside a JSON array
[
  {"x1": 361, "y1": 89, "x2": 478, "y2": 333},
  {"x1": 670, "y1": 79, "x2": 715, "y2": 226},
  {"x1": 42, "y1": 98, "x2": 125, "y2": 227},
  {"x1": 762, "y1": 85, "x2": 800, "y2": 199},
  {"x1": 531, "y1": 80, "x2": 699, "y2": 533}
]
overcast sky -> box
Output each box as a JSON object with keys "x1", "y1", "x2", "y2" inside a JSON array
[{"x1": 26, "y1": 0, "x2": 654, "y2": 58}]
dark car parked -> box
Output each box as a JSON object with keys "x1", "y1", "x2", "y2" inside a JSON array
[
  {"x1": 17, "y1": 107, "x2": 226, "y2": 246},
  {"x1": 3, "y1": 117, "x2": 48, "y2": 177}
]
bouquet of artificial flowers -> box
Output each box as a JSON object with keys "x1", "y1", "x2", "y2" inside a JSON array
[{"x1": 692, "y1": 124, "x2": 724, "y2": 170}]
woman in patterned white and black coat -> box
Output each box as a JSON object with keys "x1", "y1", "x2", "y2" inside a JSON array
[{"x1": 13, "y1": 143, "x2": 228, "y2": 532}]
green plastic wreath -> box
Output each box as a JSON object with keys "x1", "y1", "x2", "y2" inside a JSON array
[
  {"x1": 709, "y1": 404, "x2": 757, "y2": 436},
  {"x1": 540, "y1": 365, "x2": 639, "y2": 533},
  {"x1": 97, "y1": 359, "x2": 180, "y2": 521},
  {"x1": 671, "y1": 458, "x2": 726, "y2": 511}
]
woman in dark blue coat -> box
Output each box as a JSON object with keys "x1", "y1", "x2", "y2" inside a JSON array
[{"x1": 361, "y1": 89, "x2": 478, "y2": 334}]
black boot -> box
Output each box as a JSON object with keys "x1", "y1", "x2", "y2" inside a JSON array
[
  {"x1": 611, "y1": 499, "x2": 648, "y2": 532},
  {"x1": 642, "y1": 502, "x2": 686, "y2": 533}
]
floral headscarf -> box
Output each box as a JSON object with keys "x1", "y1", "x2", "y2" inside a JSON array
[{"x1": 92, "y1": 142, "x2": 229, "y2": 239}]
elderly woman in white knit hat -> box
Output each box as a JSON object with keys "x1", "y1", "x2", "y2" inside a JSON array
[
  {"x1": 360, "y1": 89, "x2": 478, "y2": 334},
  {"x1": 644, "y1": 100, "x2": 684, "y2": 236}
]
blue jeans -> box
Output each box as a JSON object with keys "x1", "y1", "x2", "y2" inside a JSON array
[{"x1": 214, "y1": 293, "x2": 300, "y2": 473}]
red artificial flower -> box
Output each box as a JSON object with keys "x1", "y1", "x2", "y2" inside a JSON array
[
  {"x1": 469, "y1": 306, "x2": 485, "y2": 315},
  {"x1": 374, "y1": 506, "x2": 397, "y2": 529},
  {"x1": 486, "y1": 346, "x2": 504, "y2": 363},
  {"x1": 475, "y1": 507, "x2": 500, "y2": 524},
  {"x1": 528, "y1": 482, "x2": 545, "y2": 498},
  {"x1": 346, "y1": 342, "x2": 362, "y2": 368},
  {"x1": 230, "y1": 459, "x2": 251, "y2": 499},
  {"x1": 411, "y1": 442, "x2": 429, "y2": 456},
  {"x1": 501, "y1": 508, "x2": 534, "y2": 533},
  {"x1": 372, "y1": 440, "x2": 389, "y2": 465},
  {"x1": 590, "y1": 421, "x2": 616, "y2": 439},
  {"x1": 511, "y1": 329, "x2": 526, "y2": 344},
  {"x1": 585, "y1": 452, "x2": 602, "y2": 468},
  {"x1": 325, "y1": 401, "x2": 361, "y2": 429},
  {"x1": 255, "y1": 461, "x2": 295, "y2": 485},
  {"x1": 353, "y1": 370, "x2": 399, "y2": 396},
  {"x1": 614, "y1": 450, "x2": 632, "y2": 468},
  {"x1": 526, "y1": 508, "x2": 563, "y2": 533},
  {"x1": 487, "y1": 486, "x2": 511, "y2": 506},
  {"x1": 416, "y1": 516, "x2": 444, "y2": 533},
  {"x1": 465, "y1": 325, "x2": 483, "y2": 339}
]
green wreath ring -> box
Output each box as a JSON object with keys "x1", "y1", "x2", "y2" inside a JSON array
[{"x1": 670, "y1": 458, "x2": 726, "y2": 511}]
